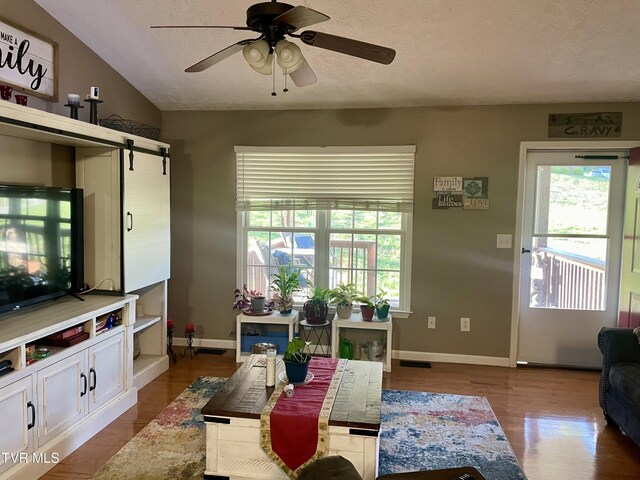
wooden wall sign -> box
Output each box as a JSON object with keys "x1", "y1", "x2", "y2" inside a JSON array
[
  {"x1": 548, "y1": 112, "x2": 622, "y2": 138},
  {"x1": 433, "y1": 176, "x2": 462, "y2": 192},
  {"x1": 0, "y1": 17, "x2": 58, "y2": 100}
]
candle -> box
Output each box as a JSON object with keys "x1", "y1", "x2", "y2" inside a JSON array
[
  {"x1": 185, "y1": 322, "x2": 195, "y2": 333},
  {"x1": 67, "y1": 94, "x2": 80, "y2": 106},
  {"x1": 167, "y1": 319, "x2": 174, "y2": 330}
]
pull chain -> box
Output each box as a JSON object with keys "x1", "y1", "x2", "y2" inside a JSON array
[
  {"x1": 283, "y1": 69, "x2": 288, "y2": 93},
  {"x1": 271, "y1": 53, "x2": 276, "y2": 96}
]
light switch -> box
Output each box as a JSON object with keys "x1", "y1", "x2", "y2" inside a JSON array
[{"x1": 497, "y1": 234, "x2": 512, "y2": 249}]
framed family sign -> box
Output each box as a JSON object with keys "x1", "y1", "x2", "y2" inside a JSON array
[{"x1": 0, "y1": 17, "x2": 58, "y2": 100}]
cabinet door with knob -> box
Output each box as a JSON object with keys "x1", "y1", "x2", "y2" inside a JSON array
[
  {"x1": 0, "y1": 376, "x2": 34, "y2": 474},
  {"x1": 36, "y1": 353, "x2": 87, "y2": 447},
  {"x1": 88, "y1": 331, "x2": 124, "y2": 413},
  {"x1": 123, "y1": 151, "x2": 171, "y2": 293}
]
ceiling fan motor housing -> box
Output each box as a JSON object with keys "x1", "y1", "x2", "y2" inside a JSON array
[{"x1": 246, "y1": 2, "x2": 294, "y2": 33}]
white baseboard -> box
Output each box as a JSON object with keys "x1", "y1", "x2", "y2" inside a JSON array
[
  {"x1": 173, "y1": 338, "x2": 511, "y2": 367},
  {"x1": 392, "y1": 350, "x2": 510, "y2": 367},
  {"x1": 174, "y1": 337, "x2": 236, "y2": 349}
]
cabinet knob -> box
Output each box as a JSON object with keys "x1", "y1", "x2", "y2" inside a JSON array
[
  {"x1": 89, "y1": 367, "x2": 97, "y2": 392},
  {"x1": 127, "y1": 212, "x2": 134, "y2": 232},
  {"x1": 27, "y1": 401, "x2": 36, "y2": 430},
  {"x1": 80, "y1": 373, "x2": 88, "y2": 397}
]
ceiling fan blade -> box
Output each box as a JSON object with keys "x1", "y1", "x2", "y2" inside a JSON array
[
  {"x1": 274, "y1": 6, "x2": 330, "y2": 32},
  {"x1": 185, "y1": 39, "x2": 256, "y2": 73},
  {"x1": 289, "y1": 60, "x2": 317, "y2": 87},
  {"x1": 299, "y1": 31, "x2": 396, "y2": 65},
  {"x1": 151, "y1": 25, "x2": 251, "y2": 30}
]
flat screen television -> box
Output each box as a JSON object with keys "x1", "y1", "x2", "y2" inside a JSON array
[{"x1": 0, "y1": 185, "x2": 84, "y2": 315}]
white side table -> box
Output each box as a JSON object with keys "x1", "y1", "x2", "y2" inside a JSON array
[
  {"x1": 236, "y1": 310, "x2": 299, "y2": 362},
  {"x1": 331, "y1": 312, "x2": 393, "y2": 372}
]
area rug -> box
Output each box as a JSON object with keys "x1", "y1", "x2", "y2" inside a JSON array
[{"x1": 92, "y1": 377, "x2": 526, "y2": 480}]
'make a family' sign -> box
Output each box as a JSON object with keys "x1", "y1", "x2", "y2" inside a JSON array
[{"x1": 0, "y1": 18, "x2": 58, "y2": 100}]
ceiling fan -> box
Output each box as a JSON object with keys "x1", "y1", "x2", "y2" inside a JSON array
[{"x1": 151, "y1": 0, "x2": 396, "y2": 93}]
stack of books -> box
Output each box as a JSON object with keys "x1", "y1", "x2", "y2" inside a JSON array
[
  {"x1": 36, "y1": 325, "x2": 89, "y2": 347},
  {"x1": 0, "y1": 359, "x2": 13, "y2": 377}
]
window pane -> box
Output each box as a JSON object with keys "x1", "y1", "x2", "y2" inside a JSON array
[
  {"x1": 377, "y1": 271, "x2": 400, "y2": 308},
  {"x1": 378, "y1": 211, "x2": 401, "y2": 230},
  {"x1": 331, "y1": 210, "x2": 353, "y2": 228},
  {"x1": 294, "y1": 210, "x2": 316, "y2": 228},
  {"x1": 353, "y1": 269, "x2": 375, "y2": 298},
  {"x1": 271, "y1": 232, "x2": 292, "y2": 267},
  {"x1": 535, "y1": 166, "x2": 610, "y2": 235},
  {"x1": 293, "y1": 233, "x2": 315, "y2": 267},
  {"x1": 330, "y1": 233, "x2": 352, "y2": 268},
  {"x1": 377, "y1": 234, "x2": 401, "y2": 270},
  {"x1": 247, "y1": 232, "x2": 270, "y2": 265},
  {"x1": 248, "y1": 211, "x2": 270, "y2": 227},
  {"x1": 354, "y1": 210, "x2": 377, "y2": 229},
  {"x1": 329, "y1": 268, "x2": 352, "y2": 289},
  {"x1": 354, "y1": 234, "x2": 376, "y2": 270},
  {"x1": 272, "y1": 211, "x2": 294, "y2": 228}
]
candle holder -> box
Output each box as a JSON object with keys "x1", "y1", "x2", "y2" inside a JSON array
[
  {"x1": 167, "y1": 322, "x2": 177, "y2": 364},
  {"x1": 64, "y1": 103, "x2": 84, "y2": 120},
  {"x1": 181, "y1": 328, "x2": 198, "y2": 360},
  {"x1": 84, "y1": 98, "x2": 103, "y2": 125},
  {"x1": 0, "y1": 85, "x2": 12, "y2": 101}
]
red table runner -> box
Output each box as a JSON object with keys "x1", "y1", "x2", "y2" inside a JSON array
[{"x1": 260, "y1": 357, "x2": 346, "y2": 479}]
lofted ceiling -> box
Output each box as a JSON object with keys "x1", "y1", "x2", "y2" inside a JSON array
[{"x1": 35, "y1": 0, "x2": 640, "y2": 111}]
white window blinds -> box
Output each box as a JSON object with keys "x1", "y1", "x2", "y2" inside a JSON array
[{"x1": 235, "y1": 146, "x2": 416, "y2": 212}]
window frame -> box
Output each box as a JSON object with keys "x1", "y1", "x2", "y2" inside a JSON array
[{"x1": 237, "y1": 209, "x2": 412, "y2": 317}]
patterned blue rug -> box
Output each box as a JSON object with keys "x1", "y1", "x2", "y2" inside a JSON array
[
  {"x1": 379, "y1": 390, "x2": 526, "y2": 479},
  {"x1": 92, "y1": 378, "x2": 526, "y2": 479}
]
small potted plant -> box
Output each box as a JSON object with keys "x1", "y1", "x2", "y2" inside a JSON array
[
  {"x1": 271, "y1": 266, "x2": 303, "y2": 314},
  {"x1": 330, "y1": 283, "x2": 361, "y2": 319},
  {"x1": 375, "y1": 289, "x2": 390, "y2": 319},
  {"x1": 304, "y1": 287, "x2": 330, "y2": 325},
  {"x1": 356, "y1": 295, "x2": 375, "y2": 321},
  {"x1": 283, "y1": 337, "x2": 311, "y2": 383},
  {"x1": 233, "y1": 284, "x2": 267, "y2": 312}
]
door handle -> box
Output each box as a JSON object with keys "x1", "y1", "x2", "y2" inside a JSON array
[
  {"x1": 80, "y1": 373, "x2": 87, "y2": 397},
  {"x1": 126, "y1": 211, "x2": 133, "y2": 232},
  {"x1": 521, "y1": 248, "x2": 531, "y2": 254},
  {"x1": 27, "y1": 401, "x2": 35, "y2": 430},
  {"x1": 89, "y1": 367, "x2": 97, "y2": 392}
]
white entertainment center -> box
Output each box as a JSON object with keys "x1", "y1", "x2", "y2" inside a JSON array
[{"x1": 0, "y1": 101, "x2": 171, "y2": 479}]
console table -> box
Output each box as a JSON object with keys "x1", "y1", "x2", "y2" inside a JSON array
[
  {"x1": 331, "y1": 313, "x2": 393, "y2": 372},
  {"x1": 236, "y1": 310, "x2": 299, "y2": 362}
]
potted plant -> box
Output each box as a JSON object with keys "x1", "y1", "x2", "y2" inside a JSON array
[
  {"x1": 356, "y1": 295, "x2": 375, "y2": 321},
  {"x1": 271, "y1": 266, "x2": 303, "y2": 314},
  {"x1": 233, "y1": 284, "x2": 267, "y2": 312},
  {"x1": 283, "y1": 337, "x2": 311, "y2": 383},
  {"x1": 330, "y1": 283, "x2": 361, "y2": 319},
  {"x1": 304, "y1": 287, "x2": 330, "y2": 325},
  {"x1": 375, "y1": 289, "x2": 390, "y2": 320}
]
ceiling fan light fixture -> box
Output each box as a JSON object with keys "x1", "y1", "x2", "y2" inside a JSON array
[
  {"x1": 242, "y1": 39, "x2": 270, "y2": 68},
  {"x1": 275, "y1": 39, "x2": 302, "y2": 69},
  {"x1": 247, "y1": 52, "x2": 273, "y2": 75},
  {"x1": 283, "y1": 54, "x2": 305, "y2": 74}
]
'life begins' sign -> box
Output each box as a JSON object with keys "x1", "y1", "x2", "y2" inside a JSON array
[{"x1": 0, "y1": 18, "x2": 57, "y2": 100}]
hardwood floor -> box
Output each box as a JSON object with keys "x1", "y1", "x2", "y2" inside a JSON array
[{"x1": 42, "y1": 352, "x2": 640, "y2": 480}]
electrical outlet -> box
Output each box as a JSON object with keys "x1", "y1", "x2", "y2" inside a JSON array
[
  {"x1": 428, "y1": 316, "x2": 436, "y2": 329},
  {"x1": 460, "y1": 317, "x2": 470, "y2": 331}
]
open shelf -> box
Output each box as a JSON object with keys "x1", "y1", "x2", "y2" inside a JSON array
[
  {"x1": 133, "y1": 353, "x2": 169, "y2": 390},
  {"x1": 133, "y1": 315, "x2": 162, "y2": 334}
]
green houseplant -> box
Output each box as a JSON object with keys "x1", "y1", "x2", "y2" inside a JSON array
[
  {"x1": 304, "y1": 287, "x2": 330, "y2": 325},
  {"x1": 283, "y1": 337, "x2": 311, "y2": 383},
  {"x1": 356, "y1": 295, "x2": 375, "y2": 321},
  {"x1": 375, "y1": 289, "x2": 390, "y2": 320},
  {"x1": 271, "y1": 266, "x2": 303, "y2": 314},
  {"x1": 330, "y1": 283, "x2": 361, "y2": 319}
]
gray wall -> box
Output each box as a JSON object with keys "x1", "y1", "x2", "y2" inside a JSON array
[
  {"x1": 2, "y1": 0, "x2": 160, "y2": 128},
  {"x1": 162, "y1": 104, "x2": 640, "y2": 358}
]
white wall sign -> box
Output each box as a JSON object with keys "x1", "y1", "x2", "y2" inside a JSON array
[
  {"x1": 0, "y1": 17, "x2": 58, "y2": 100},
  {"x1": 433, "y1": 176, "x2": 462, "y2": 192}
]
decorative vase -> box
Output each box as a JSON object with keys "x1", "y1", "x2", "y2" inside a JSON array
[
  {"x1": 360, "y1": 305, "x2": 375, "y2": 321},
  {"x1": 284, "y1": 359, "x2": 310, "y2": 384},
  {"x1": 275, "y1": 294, "x2": 294, "y2": 314},
  {"x1": 376, "y1": 304, "x2": 390, "y2": 319},
  {"x1": 336, "y1": 304, "x2": 353, "y2": 319},
  {"x1": 250, "y1": 296, "x2": 266, "y2": 312},
  {"x1": 304, "y1": 300, "x2": 328, "y2": 325}
]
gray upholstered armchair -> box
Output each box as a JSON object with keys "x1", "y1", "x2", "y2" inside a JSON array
[{"x1": 598, "y1": 327, "x2": 640, "y2": 445}]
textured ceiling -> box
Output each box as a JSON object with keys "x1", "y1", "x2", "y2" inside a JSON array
[{"x1": 35, "y1": 0, "x2": 640, "y2": 111}]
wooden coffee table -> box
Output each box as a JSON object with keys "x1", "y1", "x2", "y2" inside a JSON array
[{"x1": 202, "y1": 354, "x2": 382, "y2": 480}]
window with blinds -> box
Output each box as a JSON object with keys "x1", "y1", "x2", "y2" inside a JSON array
[{"x1": 235, "y1": 146, "x2": 415, "y2": 313}]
